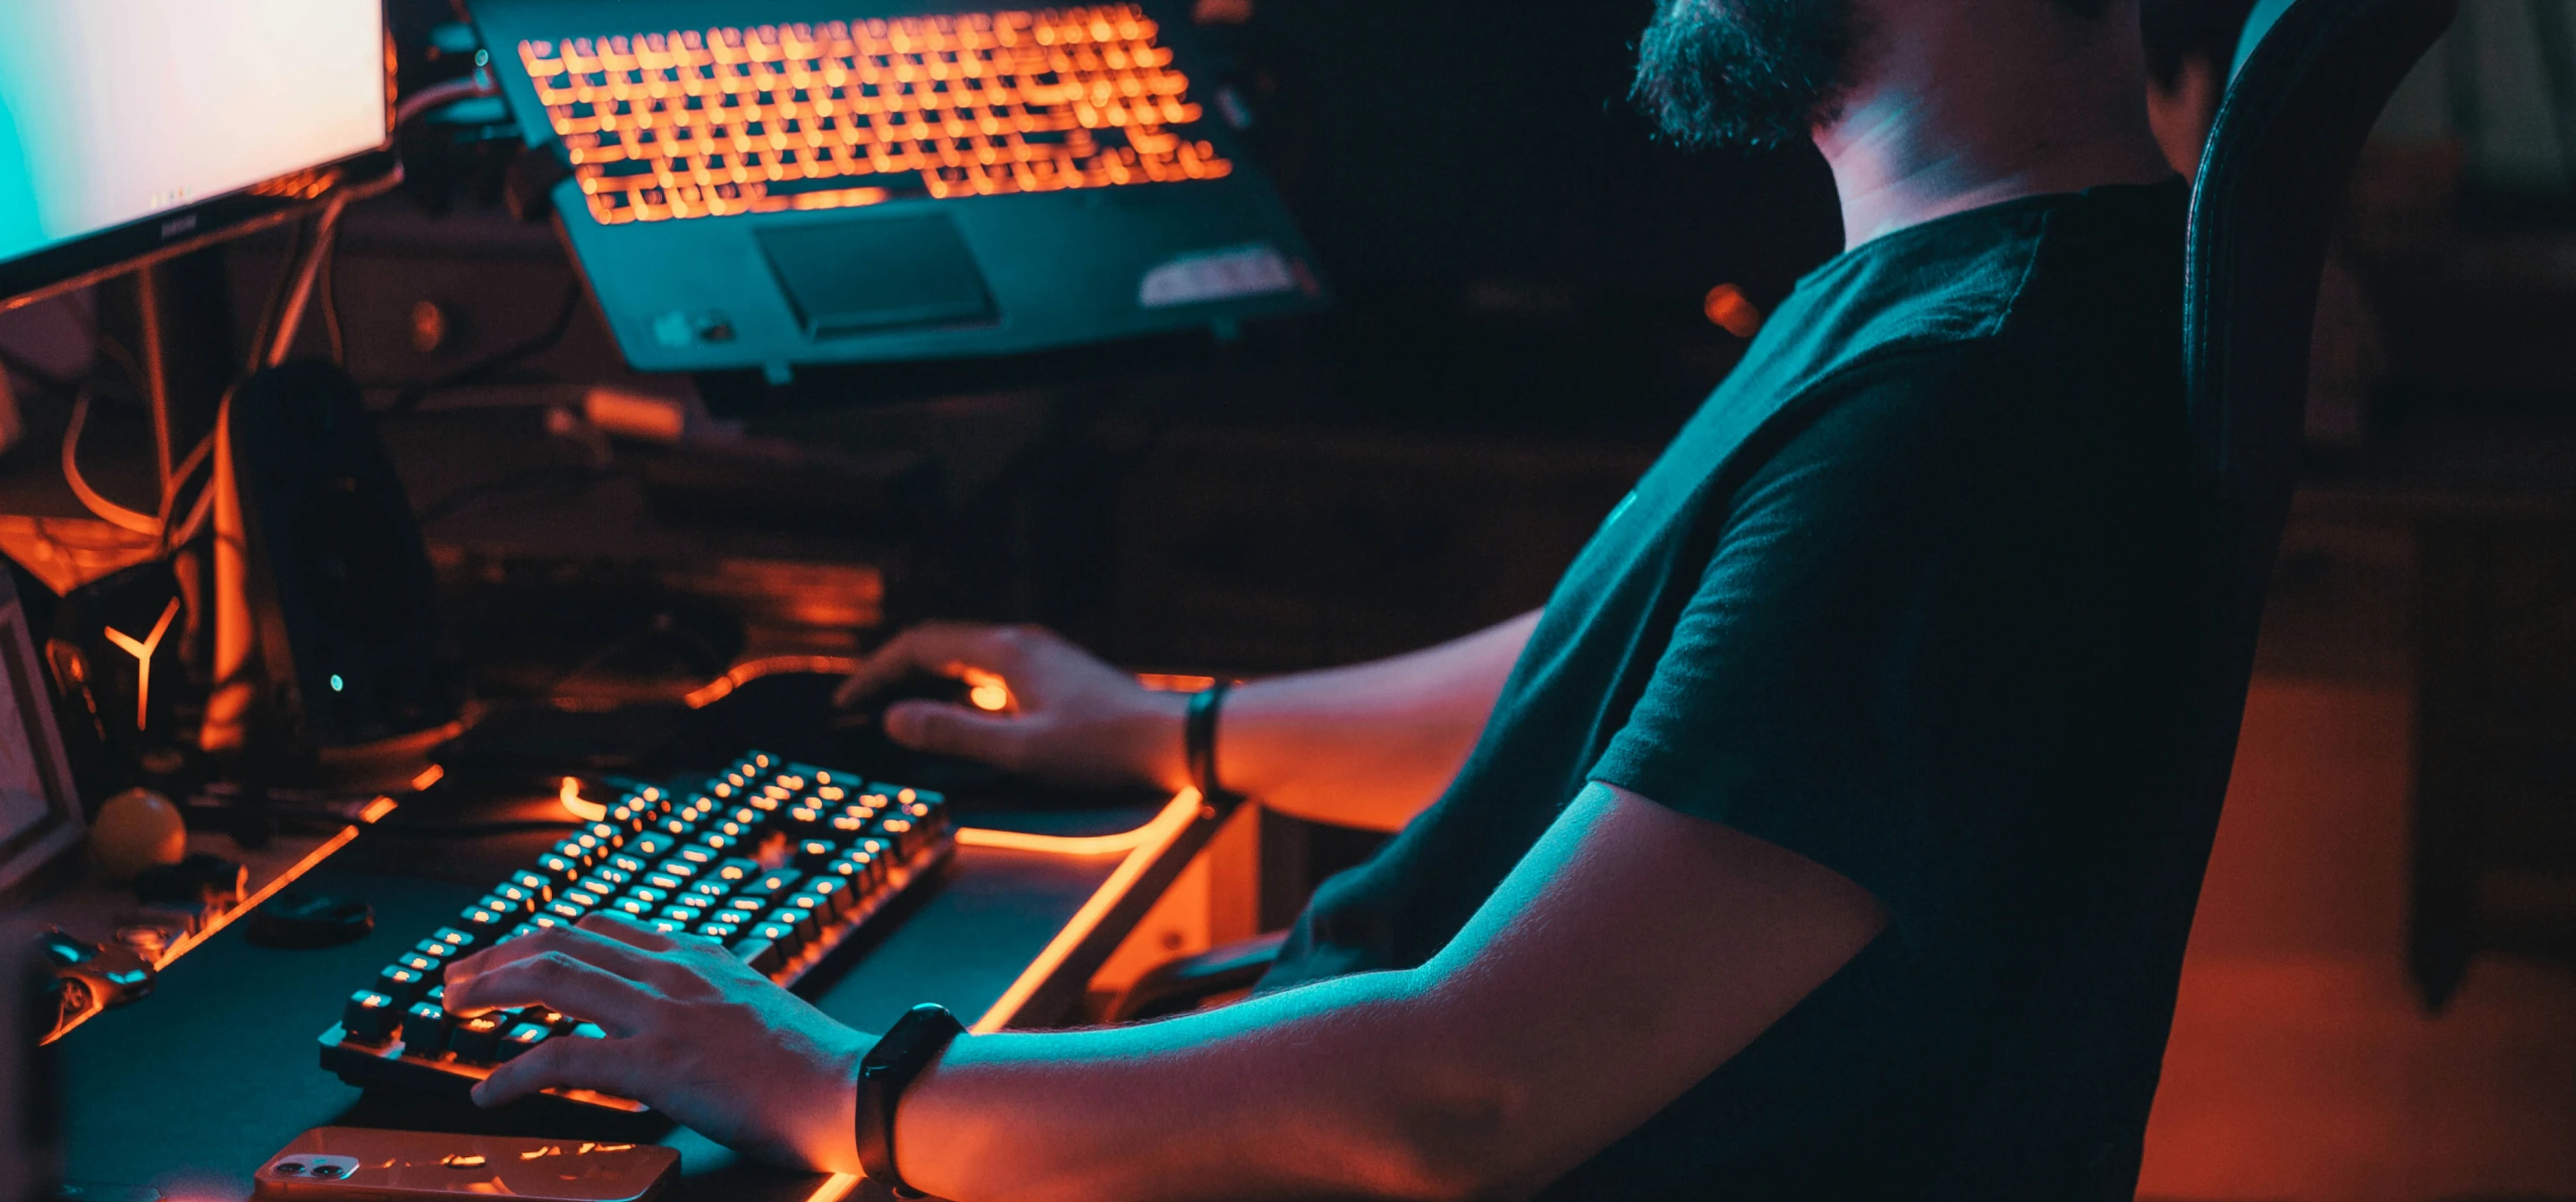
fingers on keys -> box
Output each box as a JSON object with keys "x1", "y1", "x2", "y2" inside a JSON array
[{"x1": 473, "y1": 1028, "x2": 644, "y2": 1107}]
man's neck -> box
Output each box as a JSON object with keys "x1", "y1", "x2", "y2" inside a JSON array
[{"x1": 1816, "y1": 2, "x2": 2177, "y2": 249}]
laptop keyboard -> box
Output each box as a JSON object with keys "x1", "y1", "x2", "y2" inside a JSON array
[{"x1": 520, "y1": 5, "x2": 1237, "y2": 226}]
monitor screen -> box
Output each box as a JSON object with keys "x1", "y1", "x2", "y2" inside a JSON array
[{"x1": 0, "y1": 1, "x2": 386, "y2": 292}]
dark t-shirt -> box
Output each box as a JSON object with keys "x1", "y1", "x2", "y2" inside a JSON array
[{"x1": 1259, "y1": 181, "x2": 2209, "y2": 1199}]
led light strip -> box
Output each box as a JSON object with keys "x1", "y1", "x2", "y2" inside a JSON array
[
  {"x1": 793, "y1": 786, "x2": 1208, "y2": 1196},
  {"x1": 683, "y1": 656, "x2": 867, "y2": 708},
  {"x1": 42, "y1": 790, "x2": 408, "y2": 1045},
  {"x1": 146, "y1": 793, "x2": 401, "y2": 969},
  {"x1": 955, "y1": 824, "x2": 1156, "y2": 856},
  {"x1": 969, "y1": 787, "x2": 1205, "y2": 1034}
]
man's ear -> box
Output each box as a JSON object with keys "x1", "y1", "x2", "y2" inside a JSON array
[{"x1": 2146, "y1": 55, "x2": 2224, "y2": 181}]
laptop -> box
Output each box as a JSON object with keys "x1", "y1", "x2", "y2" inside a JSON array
[{"x1": 472, "y1": 0, "x2": 1327, "y2": 381}]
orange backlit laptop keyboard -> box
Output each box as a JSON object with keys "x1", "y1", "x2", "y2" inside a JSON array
[
  {"x1": 522, "y1": 5, "x2": 1235, "y2": 226},
  {"x1": 473, "y1": 0, "x2": 1320, "y2": 372}
]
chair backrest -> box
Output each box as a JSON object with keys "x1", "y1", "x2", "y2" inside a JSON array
[
  {"x1": 2183, "y1": 0, "x2": 2453, "y2": 679},
  {"x1": 2172, "y1": 0, "x2": 2453, "y2": 876},
  {"x1": 1991, "y1": 4, "x2": 2460, "y2": 1195}
]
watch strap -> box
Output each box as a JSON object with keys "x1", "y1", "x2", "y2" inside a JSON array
[
  {"x1": 856, "y1": 1003, "x2": 966, "y2": 1198},
  {"x1": 1184, "y1": 681, "x2": 1233, "y2": 801}
]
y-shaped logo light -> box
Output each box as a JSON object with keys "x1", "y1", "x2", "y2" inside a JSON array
[{"x1": 102, "y1": 599, "x2": 182, "y2": 732}]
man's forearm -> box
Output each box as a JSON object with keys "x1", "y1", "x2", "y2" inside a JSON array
[
  {"x1": 894, "y1": 969, "x2": 1492, "y2": 1202},
  {"x1": 878, "y1": 784, "x2": 1886, "y2": 1202},
  {"x1": 1213, "y1": 610, "x2": 1538, "y2": 831}
]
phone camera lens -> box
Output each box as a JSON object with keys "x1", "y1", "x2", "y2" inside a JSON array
[
  {"x1": 312, "y1": 1165, "x2": 345, "y2": 1179},
  {"x1": 275, "y1": 1162, "x2": 307, "y2": 1175}
]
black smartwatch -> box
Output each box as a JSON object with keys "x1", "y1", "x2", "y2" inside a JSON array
[
  {"x1": 856, "y1": 1003, "x2": 967, "y2": 1198},
  {"x1": 1185, "y1": 680, "x2": 1234, "y2": 802}
]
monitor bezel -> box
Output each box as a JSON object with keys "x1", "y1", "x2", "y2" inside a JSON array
[{"x1": 0, "y1": 3, "x2": 399, "y2": 313}]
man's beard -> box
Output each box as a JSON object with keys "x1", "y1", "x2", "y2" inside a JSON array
[{"x1": 1631, "y1": 0, "x2": 1864, "y2": 150}]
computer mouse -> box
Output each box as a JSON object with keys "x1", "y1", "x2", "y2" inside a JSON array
[
  {"x1": 676, "y1": 670, "x2": 1015, "y2": 797},
  {"x1": 834, "y1": 670, "x2": 979, "y2": 728},
  {"x1": 244, "y1": 891, "x2": 377, "y2": 949}
]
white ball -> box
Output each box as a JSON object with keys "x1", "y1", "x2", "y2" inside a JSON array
[{"x1": 91, "y1": 788, "x2": 186, "y2": 882}]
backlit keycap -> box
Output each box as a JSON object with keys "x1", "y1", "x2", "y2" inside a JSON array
[{"x1": 343, "y1": 990, "x2": 400, "y2": 1043}]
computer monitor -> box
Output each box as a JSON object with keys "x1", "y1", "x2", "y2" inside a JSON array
[{"x1": 0, "y1": 0, "x2": 394, "y2": 309}]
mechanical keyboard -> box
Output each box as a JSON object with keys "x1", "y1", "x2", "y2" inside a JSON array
[
  {"x1": 318, "y1": 751, "x2": 953, "y2": 1111},
  {"x1": 522, "y1": 4, "x2": 1234, "y2": 227}
]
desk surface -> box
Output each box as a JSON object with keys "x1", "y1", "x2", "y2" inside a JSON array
[{"x1": 55, "y1": 794, "x2": 1214, "y2": 1201}]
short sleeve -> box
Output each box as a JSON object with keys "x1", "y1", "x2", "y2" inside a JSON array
[{"x1": 1588, "y1": 351, "x2": 2157, "y2": 948}]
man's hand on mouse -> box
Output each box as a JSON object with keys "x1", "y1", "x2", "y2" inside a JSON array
[
  {"x1": 835, "y1": 622, "x2": 1190, "y2": 791},
  {"x1": 442, "y1": 913, "x2": 871, "y2": 1172}
]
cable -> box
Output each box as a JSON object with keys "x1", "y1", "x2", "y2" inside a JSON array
[
  {"x1": 394, "y1": 68, "x2": 500, "y2": 129},
  {"x1": 318, "y1": 232, "x2": 348, "y2": 368},
  {"x1": 57, "y1": 190, "x2": 326, "y2": 551},
  {"x1": 242, "y1": 211, "x2": 317, "y2": 377},
  {"x1": 266, "y1": 193, "x2": 350, "y2": 369},
  {"x1": 152, "y1": 418, "x2": 221, "y2": 556},
  {"x1": 60, "y1": 388, "x2": 163, "y2": 536}
]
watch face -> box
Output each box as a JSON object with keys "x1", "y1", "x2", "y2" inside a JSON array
[{"x1": 866, "y1": 1005, "x2": 962, "y2": 1075}]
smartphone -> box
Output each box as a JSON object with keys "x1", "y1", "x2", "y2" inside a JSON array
[{"x1": 250, "y1": 1128, "x2": 679, "y2": 1202}]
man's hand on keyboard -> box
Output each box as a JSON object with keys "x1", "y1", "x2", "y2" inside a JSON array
[
  {"x1": 443, "y1": 913, "x2": 869, "y2": 1172},
  {"x1": 835, "y1": 622, "x2": 1189, "y2": 791}
]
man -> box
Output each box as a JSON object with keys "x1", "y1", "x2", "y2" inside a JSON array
[{"x1": 445, "y1": 0, "x2": 2206, "y2": 1196}]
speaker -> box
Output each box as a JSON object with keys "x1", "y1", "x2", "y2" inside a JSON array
[{"x1": 203, "y1": 361, "x2": 467, "y2": 773}]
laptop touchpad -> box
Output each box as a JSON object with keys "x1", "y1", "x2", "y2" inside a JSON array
[{"x1": 756, "y1": 214, "x2": 996, "y2": 337}]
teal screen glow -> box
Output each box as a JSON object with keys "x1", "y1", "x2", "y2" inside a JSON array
[{"x1": 0, "y1": 1, "x2": 384, "y2": 268}]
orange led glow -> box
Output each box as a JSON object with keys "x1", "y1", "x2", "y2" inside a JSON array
[
  {"x1": 99, "y1": 598, "x2": 181, "y2": 732},
  {"x1": 521, "y1": 4, "x2": 1233, "y2": 226},
  {"x1": 956, "y1": 823, "x2": 1157, "y2": 856},
  {"x1": 683, "y1": 655, "x2": 868, "y2": 708},
  {"x1": 248, "y1": 166, "x2": 343, "y2": 201},
  {"x1": 31, "y1": 791, "x2": 411, "y2": 1035},
  {"x1": 560, "y1": 776, "x2": 611, "y2": 822},
  {"x1": 801, "y1": 1174, "x2": 865, "y2": 1202},
  {"x1": 961, "y1": 666, "x2": 1013, "y2": 712},
  {"x1": 1704, "y1": 284, "x2": 1766, "y2": 339},
  {"x1": 411, "y1": 763, "x2": 447, "y2": 792},
  {"x1": 971, "y1": 787, "x2": 1208, "y2": 1032}
]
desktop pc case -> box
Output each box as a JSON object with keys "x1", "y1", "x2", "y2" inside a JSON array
[{"x1": 471, "y1": 0, "x2": 1327, "y2": 379}]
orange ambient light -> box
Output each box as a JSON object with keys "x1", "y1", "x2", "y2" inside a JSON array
[
  {"x1": 560, "y1": 776, "x2": 610, "y2": 822},
  {"x1": 523, "y1": 4, "x2": 1232, "y2": 226},
  {"x1": 1704, "y1": 284, "x2": 1766, "y2": 339}
]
